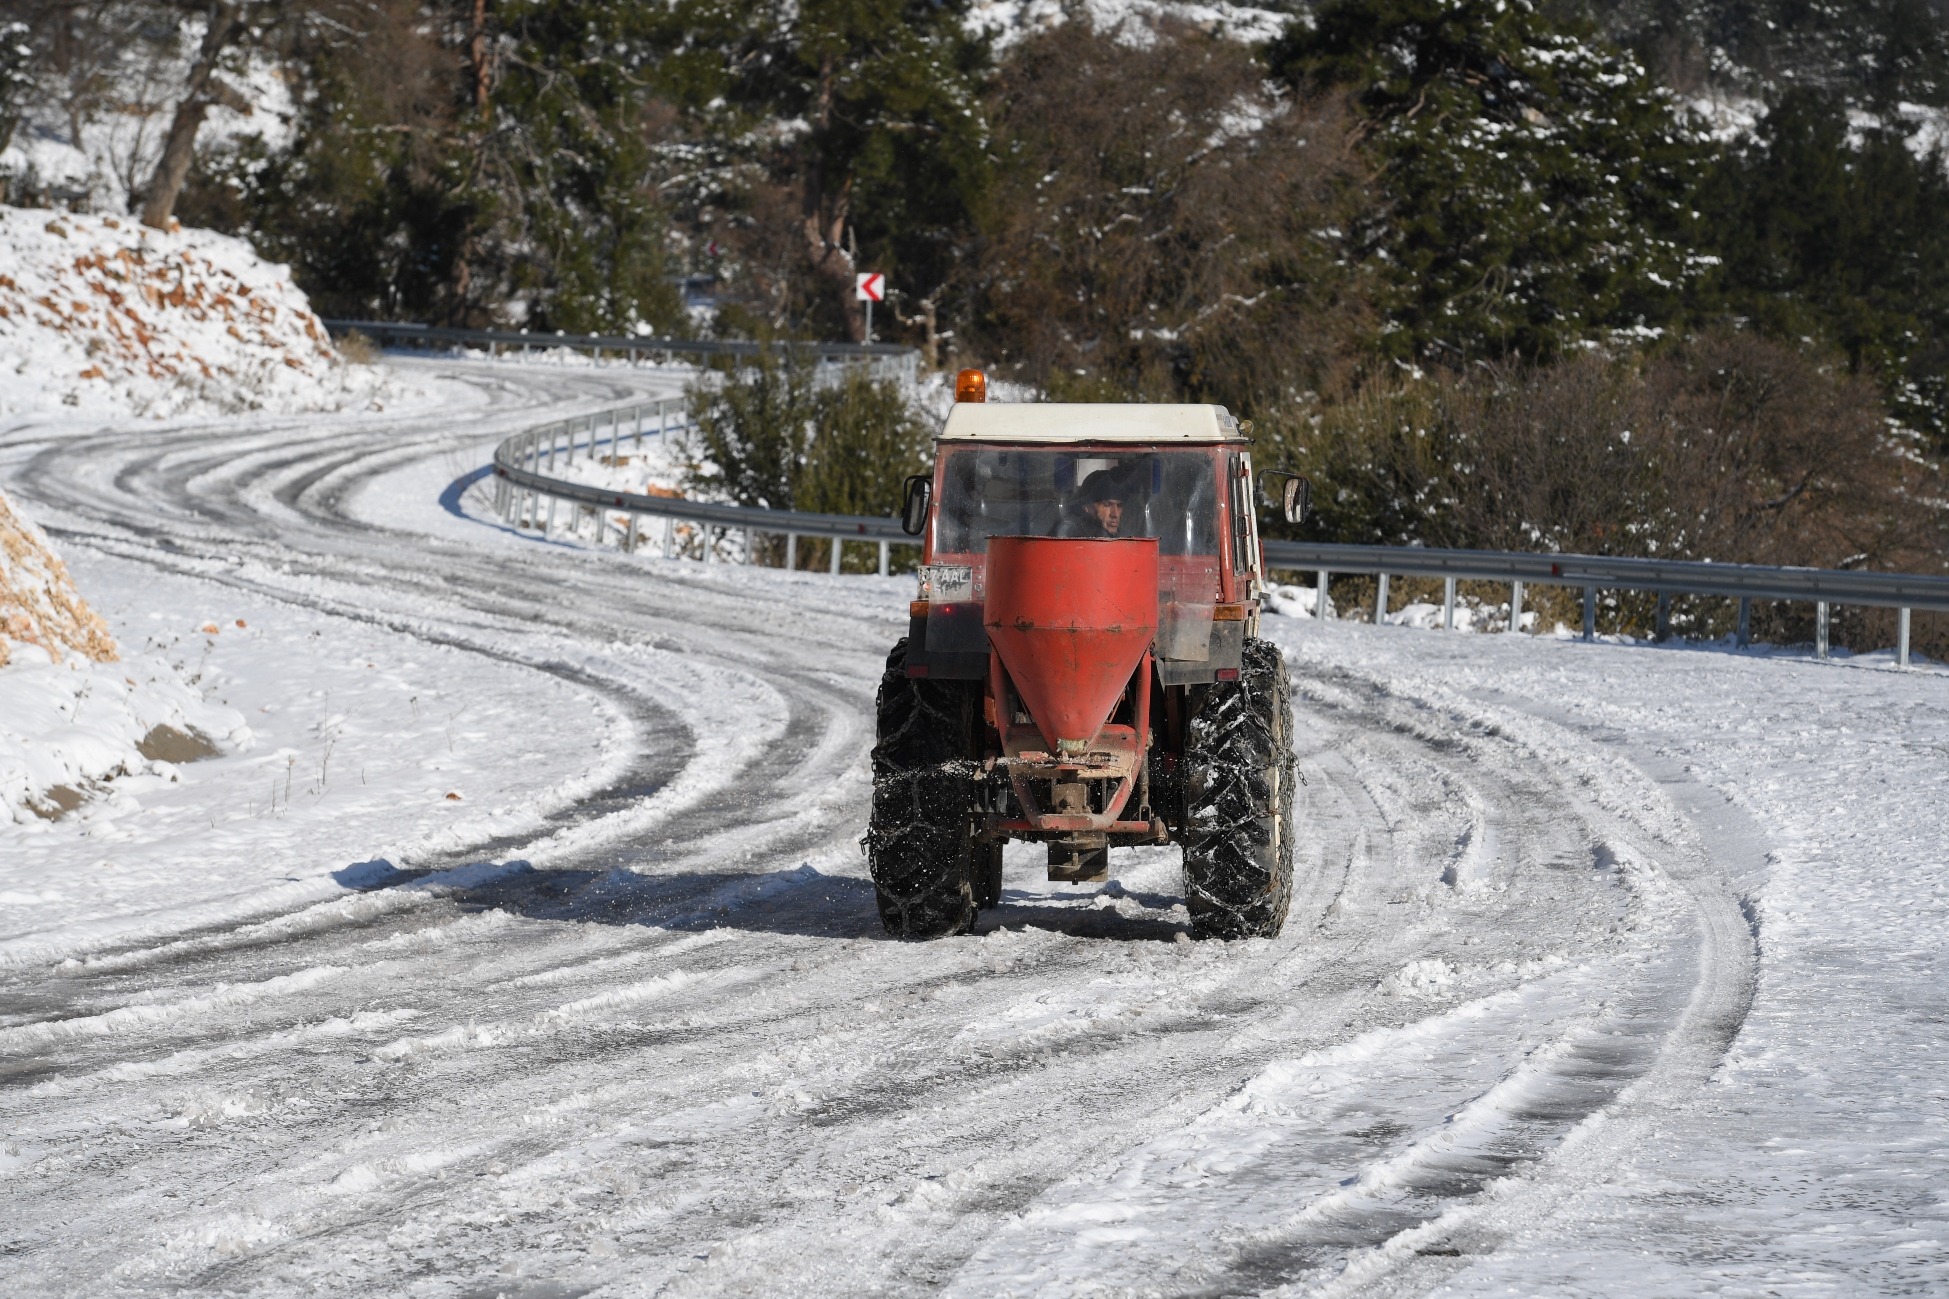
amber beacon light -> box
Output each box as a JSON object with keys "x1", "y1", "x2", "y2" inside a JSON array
[{"x1": 954, "y1": 368, "x2": 987, "y2": 403}]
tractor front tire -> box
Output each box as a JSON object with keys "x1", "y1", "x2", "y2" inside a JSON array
[
  {"x1": 1181, "y1": 636, "x2": 1296, "y2": 939},
  {"x1": 866, "y1": 639, "x2": 983, "y2": 938}
]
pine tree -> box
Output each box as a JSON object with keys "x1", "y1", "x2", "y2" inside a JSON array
[
  {"x1": 191, "y1": 0, "x2": 684, "y2": 332},
  {"x1": 485, "y1": 0, "x2": 682, "y2": 333},
  {"x1": 1698, "y1": 88, "x2": 1949, "y2": 443},
  {"x1": 646, "y1": 0, "x2": 990, "y2": 341},
  {"x1": 1272, "y1": 0, "x2": 1709, "y2": 365}
]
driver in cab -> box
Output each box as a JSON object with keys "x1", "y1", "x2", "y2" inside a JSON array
[{"x1": 1065, "y1": 469, "x2": 1124, "y2": 537}]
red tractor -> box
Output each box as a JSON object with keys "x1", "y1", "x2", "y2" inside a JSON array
[{"x1": 869, "y1": 370, "x2": 1309, "y2": 940}]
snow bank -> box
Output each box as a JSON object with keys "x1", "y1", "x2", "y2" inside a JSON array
[
  {"x1": 0, "y1": 642, "x2": 250, "y2": 824},
  {"x1": 0, "y1": 486, "x2": 246, "y2": 822},
  {"x1": 0, "y1": 205, "x2": 386, "y2": 420}
]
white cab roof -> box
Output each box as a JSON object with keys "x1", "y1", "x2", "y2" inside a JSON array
[{"x1": 940, "y1": 402, "x2": 1239, "y2": 443}]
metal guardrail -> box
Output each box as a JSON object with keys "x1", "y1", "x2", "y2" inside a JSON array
[
  {"x1": 488, "y1": 400, "x2": 917, "y2": 575},
  {"x1": 324, "y1": 319, "x2": 919, "y2": 384},
  {"x1": 1262, "y1": 540, "x2": 1949, "y2": 666},
  {"x1": 486, "y1": 401, "x2": 1946, "y2": 666}
]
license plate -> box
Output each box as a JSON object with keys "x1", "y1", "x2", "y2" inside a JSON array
[{"x1": 920, "y1": 564, "x2": 975, "y2": 603}]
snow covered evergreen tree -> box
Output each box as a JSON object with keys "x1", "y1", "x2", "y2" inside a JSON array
[{"x1": 1273, "y1": 0, "x2": 1708, "y2": 364}]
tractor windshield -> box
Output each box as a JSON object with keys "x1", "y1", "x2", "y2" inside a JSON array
[{"x1": 933, "y1": 446, "x2": 1220, "y2": 557}]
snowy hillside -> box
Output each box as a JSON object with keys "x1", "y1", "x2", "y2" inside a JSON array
[
  {"x1": 967, "y1": 0, "x2": 1292, "y2": 45},
  {"x1": 0, "y1": 206, "x2": 388, "y2": 420},
  {"x1": 0, "y1": 485, "x2": 247, "y2": 824}
]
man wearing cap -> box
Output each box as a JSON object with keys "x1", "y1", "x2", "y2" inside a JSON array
[{"x1": 1066, "y1": 469, "x2": 1124, "y2": 537}]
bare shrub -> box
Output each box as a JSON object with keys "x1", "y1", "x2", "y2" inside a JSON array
[
  {"x1": 974, "y1": 21, "x2": 1373, "y2": 407},
  {"x1": 1264, "y1": 330, "x2": 1948, "y2": 649},
  {"x1": 335, "y1": 330, "x2": 379, "y2": 365},
  {"x1": 1636, "y1": 331, "x2": 1942, "y2": 573}
]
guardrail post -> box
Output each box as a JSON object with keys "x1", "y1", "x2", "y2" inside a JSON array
[
  {"x1": 1898, "y1": 607, "x2": 1912, "y2": 668},
  {"x1": 879, "y1": 540, "x2": 889, "y2": 577},
  {"x1": 1510, "y1": 581, "x2": 1525, "y2": 634},
  {"x1": 743, "y1": 528, "x2": 754, "y2": 565},
  {"x1": 1316, "y1": 570, "x2": 1330, "y2": 621},
  {"x1": 703, "y1": 526, "x2": 716, "y2": 565},
  {"x1": 1816, "y1": 601, "x2": 1830, "y2": 659},
  {"x1": 786, "y1": 533, "x2": 798, "y2": 571},
  {"x1": 830, "y1": 539, "x2": 843, "y2": 575},
  {"x1": 1737, "y1": 598, "x2": 1752, "y2": 649},
  {"x1": 544, "y1": 494, "x2": 556, "y2": 537},
  {"x1": 1655, "y1": 593, "x2": 1671, "y2": 643},
  {"x1": 1375, "y1": 573, "x2": 1390, "y2": 626},
  {"x1": 662, "y1": 517, "x2": 675, "y2": 559},
  {"x1": 1582, "y1": 585, "x2": 1596, "y2": 641},
  {"x1": 1442, "y1": 577, "x2": 1456, "y2": 631},
  {"x1": 624, "y1": 513, "x2": 638, "y2": 553}
]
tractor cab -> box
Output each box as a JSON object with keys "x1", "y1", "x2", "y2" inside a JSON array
[{"x1": 903, "y1": 402, "x2": 1266, "y2": 687}]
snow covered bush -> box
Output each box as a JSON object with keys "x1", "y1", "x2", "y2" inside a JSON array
[{"x1": 682, "y1": 353, "x2": 931, "y2": 569}]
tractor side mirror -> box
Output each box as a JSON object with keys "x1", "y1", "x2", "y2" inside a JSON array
[
  {"x1": 1282, "y1": 475, "x2": 1311, "y2": 524},
  {"x1": 1262, "y1": 471, "x2": 1311, "y2": 524},
  {"x1": 900, "y1": 475, "x2": 932, "y2": 536}
]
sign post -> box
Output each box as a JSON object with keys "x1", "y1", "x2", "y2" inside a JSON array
[{"x1": 855, "y1": 271, "x2": 885, "y2": 343}]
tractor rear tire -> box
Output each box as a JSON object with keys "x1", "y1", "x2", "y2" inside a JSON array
[
  {"x1": 866, "y1": 639, "x2": 983, "y2": 938},
  {"x1": 1181, "y1": 636, "x2": 1295, "y2": 939}
]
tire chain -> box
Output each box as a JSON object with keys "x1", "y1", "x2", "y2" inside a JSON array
[
  {"x1": 1182, "y1": 636, "x2": 1296, "y2": 938},
  {"x1": 865, "y1": 640, "x2": 981, "y2": 937}
]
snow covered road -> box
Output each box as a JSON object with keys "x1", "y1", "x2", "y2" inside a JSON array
[{"x1": 2, "y1": 361, "x2": 1943, "y2": 1296}]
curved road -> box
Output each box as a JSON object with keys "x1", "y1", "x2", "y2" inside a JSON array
[{"x1": 0, "y1": 361, "x2": 1758, "y2": 1297}]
